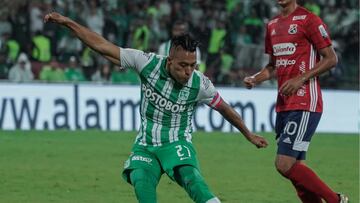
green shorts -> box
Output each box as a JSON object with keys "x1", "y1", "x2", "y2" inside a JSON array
[{"x1": 122, "y1": 140, "x2": 200, "y2": 184}]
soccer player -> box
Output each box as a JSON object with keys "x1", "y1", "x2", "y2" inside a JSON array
[
  {"x1": 44, "y1": 12, "x2": 268, "y2": 203},
  {"x1": 243, "y1": 0, "x2": 348, "y2": 202}
]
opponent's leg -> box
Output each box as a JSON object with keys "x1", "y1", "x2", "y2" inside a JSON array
[
  {"x1": 275, "y1": 111, "x2": 339, "y2": 203},
  {"x1": 174, "y1": 165, "x2": 220, "y2": 203},
  {"x1": 276, "y1": 155, "x2": 339, "y2": 203},
  {"x1": 129, "y1": 169, "x2": 159, "y2": 203}
]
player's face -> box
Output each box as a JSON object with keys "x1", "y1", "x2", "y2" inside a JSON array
[
  {"x1": 167, "y1": 46, "x2": 197, "y2": 85},
  {"x1": 277, "y1": 0, "x2": 295, "y2": 7}
]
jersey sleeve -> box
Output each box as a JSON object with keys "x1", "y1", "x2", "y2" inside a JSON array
[
  {"x1": 197, "y1": 73, "x2": 223, "y2": 109},
  {"x1": 304, "y1": 14, "x2": 332, "y2": 50},
  {"x1": 120, "y1": 48, "x2": 156, "y2": 73},
  {"x1": 265, "y1": 23, "x2": 273, "y2": 55}
]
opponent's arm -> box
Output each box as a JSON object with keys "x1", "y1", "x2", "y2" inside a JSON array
[
  {"x1": 243, "y1": 56, "x2": 275, "y2": 89},
  {"x1": 44, "y1": 12, "x2": 120, "y2": 65},
  {"x1": 279, "y1": 46, "x2": 337, "y2": 95},
  {"x1": 215, "y1": 101, "x2": 268, "y2": 148}
]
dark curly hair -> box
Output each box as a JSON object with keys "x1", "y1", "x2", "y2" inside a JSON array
[{"x1": 170, "y1": 34, "x2": 199, "y2": 52}]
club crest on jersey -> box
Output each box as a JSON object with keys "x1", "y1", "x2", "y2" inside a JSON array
[
  {"x1": 179, "y1": 88, "x2": 190, "y2": 101},
  {"x1": 288, "y1": 24, "x2": 298, "y2": 34}
]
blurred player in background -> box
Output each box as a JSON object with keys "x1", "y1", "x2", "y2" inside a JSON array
[
  {"x1": 243, "y1": 0, "x2": 348, "y2": 202},
  {"x1": 45, "y1": 12, "x2": 268, "y2": 203},
  {"x1": 158, "y1": 20, "x2": 201, "y2": 65}
]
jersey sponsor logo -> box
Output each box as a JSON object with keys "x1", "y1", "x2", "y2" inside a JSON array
[
  {"x1": 318, "y1": 25, "x2": 328, "y2": 38},
  {"x1": 292, "y1": 15, "x2": 307, "y2": 21},
  {"x1": 276, "y1": 58, "x2": 296, "y2": 68},
  {"x1": 268, "y1": 18, "x2": 279, "y2": 25},
  {"x1": 142, "y1": 84, "x2": 187, "y2": 113},
  {"x1": 273, "y1": 43, "x2": 296, "y2": 56},
  {"x1": 131, "y1": 155, "x2": 153, "y2": 164},
  {"x1": 288, "y1": 24, "x2": 298, "y2": 34}
]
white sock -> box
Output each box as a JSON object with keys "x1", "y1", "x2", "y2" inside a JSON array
[{"x1": 206, "y1": 197, "x2": 221, "y2": 203}]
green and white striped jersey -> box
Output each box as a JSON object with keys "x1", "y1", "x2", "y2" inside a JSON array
[{"x1": 120, "y1": 48, "x2": 221, "y2": 147}]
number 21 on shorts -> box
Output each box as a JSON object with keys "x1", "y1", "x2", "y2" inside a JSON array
[{"x1": 175, "y1": 145, "x2": 191, "y2": 160}]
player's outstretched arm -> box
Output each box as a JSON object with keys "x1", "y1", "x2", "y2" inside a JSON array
[
  {"x1": 243, "y1": 56, "x2": 275, "y2": 89},
  {"x1": 44, "y1": 12, "x2": 120, "y2": 65},
  {"x1": 215, "y1": 101, "x2": 268, "y2": 148}
]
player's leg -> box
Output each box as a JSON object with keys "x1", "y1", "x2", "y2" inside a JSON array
[
  {"x1": 174, "y1": 165, "x2": 220, "y2": 203},
  {"x1": 129, "y1": 168, "x2": 159, "y2": 203},
  {"x1": 122, "y1": 145, "x2": 162, "y2": 203},
  {"x1": 275, "y1": 111, "x2": 339, "y2": 203},
  {"x1": 156, "y1": 141, "x2": 220, "y2": 203},
  {"x1": 291, "y1": 174, "x2": 322, "y2": 203}
]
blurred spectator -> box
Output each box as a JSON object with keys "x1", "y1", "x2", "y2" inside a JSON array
[
  {"x1": 29, "y1": 2, "x2": 44, "y2": 33},
  {"x1": 31, "y1": 31, "x2": 51, "y2": 62},
  {"x1": 158, "y1": 20, "x2": 201, "y2": 64},
  {"x1": 206, "y1": 19, "x2": 227, "y2": 81},
  {"x1": 131, "y1": 19, "x2": 150, "y2": 51},
  {"x1": 0, "y1": 14, "x2": 12, "y2": 39},
  {"x1": 253, "y1": 0, "x2": 271, "y2": 21},
  {"x1": 91, "y1": 62, "x2": 111, "y2": 83},
  {"x1": 39, "y1": 58, "x2": 65, "y2": 82},
  {"x1": 0, "y1": 52, "x2": 10, "y2": 79},
  {"x1": 6, "y1": 36, "x2": 20, "y2": 63},
  {"x1": 304, "y1": 0, "x2": 321, "y2": 16},
  {"x1": 64, "y1": 56, "x2": 86, "y2": 82},
  {"x1": 8, "y1": 53, "x2": 33, "y2": 82},
  {"x1": 111, "y1": 65, "x2": 139, "y2": 85},
  {"x1": 80, "y1": 47, "x2": 99, "y2": 80},
  {"x1": 85, "y1": 0, "x2": 104, "y2": 35},
  {"x1": 8, "y1": 2, "x2": 31, "y2": 50},
  {"x1": 57, "y1": 32, "x2": 83, "y2": 62},
  {"x1": 1, "y1": 32, "x2": 20, "y2": 63},
  {"x1": 243, "y1": 9, "x2": 263, "y2": 44}
]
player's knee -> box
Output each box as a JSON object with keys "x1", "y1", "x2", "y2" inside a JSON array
[
  {"x1": 130, "y1": 168, "x2": 158, "y2": 187},
  {"x1": 275, "y1": 159, "x2": 294, "y2": 176}
]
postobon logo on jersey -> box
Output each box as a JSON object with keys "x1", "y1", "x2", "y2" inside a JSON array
[
  {"x1": 273, "y1": 43, "x2": 296, "y2": 56},
  {"x1": 142, "y1": 84, "x2": 187, "y2": 113}
]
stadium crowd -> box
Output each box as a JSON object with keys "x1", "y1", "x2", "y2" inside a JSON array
[{"x1": 0, "y1": 0, "x2": 358, "y2": 89}]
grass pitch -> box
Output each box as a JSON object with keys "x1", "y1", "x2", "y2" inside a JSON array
[{"x1": 0, "y1": 131, "x2": 358, "y2": 203}]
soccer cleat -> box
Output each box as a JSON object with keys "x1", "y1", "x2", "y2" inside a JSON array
[{"x1": 338, "y1": 193, "x2": 349, "y2": 203}]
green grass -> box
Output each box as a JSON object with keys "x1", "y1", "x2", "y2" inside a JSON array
[{"x1": 0, "y1": 131, "x2": 358, "y2": 203}]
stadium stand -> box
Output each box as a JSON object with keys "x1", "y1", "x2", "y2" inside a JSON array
[{"x1": 0, "y1": 0, "x2": 358, "y2": 89}]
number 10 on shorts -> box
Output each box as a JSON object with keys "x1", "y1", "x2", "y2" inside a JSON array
[{"x1": 175, "y1": 145, "x2": 191, "y2": 160}]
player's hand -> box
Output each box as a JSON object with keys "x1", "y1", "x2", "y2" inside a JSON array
[
  {"x1": 243, "y1": 76, "x2": 256, "y2": 89},
  {"x1": 248, "y1": 133, "x2": 268, "y2": 148},
  {"x1": 279, "y1": 76, "x2": 305, "y2": 96},
  {"x1": 44, "y1": 12, "x2": 68, "y2": 25}
]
